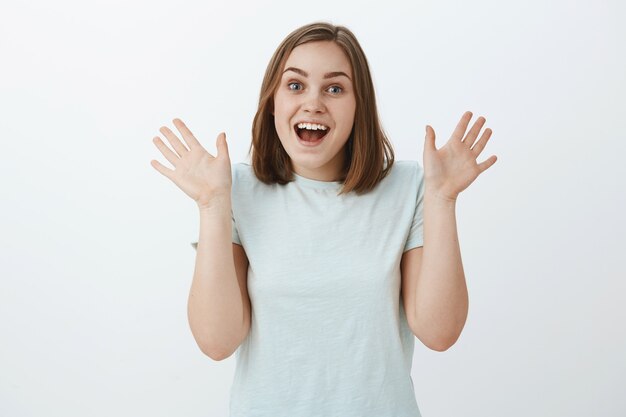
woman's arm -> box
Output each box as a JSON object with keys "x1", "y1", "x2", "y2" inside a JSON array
[
  {"x1": 401, "y1": 190, "x2": 468, "y2": 351},
  {"x1": 401, "y1": 111, "x2": 496, "y2": 351},
  {"x1": 189, "y1": 202, "x2": 249, "y2": 361}
]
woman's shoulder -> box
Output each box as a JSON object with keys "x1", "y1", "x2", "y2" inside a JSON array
[
  {"x1": 230, "y1": 162, "x2": 274, "y2": 194},
  {"x1": 389, "y1": 160, "x2": 424, "y2": 180},
  {"x1": 232, "y1": 161, "x2": 252, "y2": 175},
  {"x1": 231, "y1": 162, "x2": 256, "y2": 184},
  {"x1": 369, "y1": 160, "x2": 423, "y2": 197}
]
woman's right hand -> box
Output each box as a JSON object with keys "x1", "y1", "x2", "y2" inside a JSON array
[{"x1": 151, "y1": 118, "x2": 232, "y2": 210}]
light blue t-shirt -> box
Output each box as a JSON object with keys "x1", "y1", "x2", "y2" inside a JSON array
[{"x1": 195, "y1": 160, "x2": 425, "y2": 416}]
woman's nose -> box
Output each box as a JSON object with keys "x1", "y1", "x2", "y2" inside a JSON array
[{"x1": 302, "y1": 92, "x2": 326, "y2": 113}]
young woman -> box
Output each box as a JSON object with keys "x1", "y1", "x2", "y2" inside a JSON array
[{"x1": 151, "y1": 22, "x2": 496, "y2": 417}]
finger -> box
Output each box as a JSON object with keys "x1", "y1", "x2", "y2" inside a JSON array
[
  {"x1": 159, "y1": 125, "x2": 190, "y2": 157},
  {"x1": 470, "y1": 128, "x2": 493, "y2": 156},
  {"x1": 451, "y1": 111, "x2": 473, "y2": 141},
  {"x1": 462, "y1": 116, "x2": 486, "y2": 148},
  {"x1": 477, "y1": 155, "x2": 497, "y2": 173},
  {"x1": 150, "y1": 159, "x2": 175, "y2": 179},
  {"x1": 173, "y1": 118, "x2": 203, "y2": 150},
  {"x1": 424, "y1": 125, "x2": 437, "y2": 152},
  {"x1": 216, "y1": 132, "x2": 230, "y2": 159},
  {"x1": 153, "y1": 136, "x2": 180, "y2": 166}
]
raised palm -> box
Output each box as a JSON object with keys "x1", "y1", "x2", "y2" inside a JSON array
[
  {"x1": 150, "y1": 118, "x2": 232, "y2": 209},
  {"x1": 423, "y1": 111, "x2": 497, "y2": 201}
]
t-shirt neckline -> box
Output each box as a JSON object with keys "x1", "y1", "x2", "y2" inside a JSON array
[{"x1": 292, "y1": 172, "x2": 343, "y2": 190}]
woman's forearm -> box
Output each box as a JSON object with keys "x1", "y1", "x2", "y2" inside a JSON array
[
  {"x1": 188, "y1": 199, "x2": 245, "y2": 360},
  {"x1": 414, "y1": 187, "x2": 469, "y2": 350}
]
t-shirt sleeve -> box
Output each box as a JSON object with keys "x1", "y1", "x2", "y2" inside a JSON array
[
  {"x1": 403, "y1": 162, "x2": 425, "y2": 252},
  {"x1": 231, "y1": 209, "x2": 241, "y2": 245},
  {"x1": 190, "y1": 208, "x2": 241, "y2": 251}
]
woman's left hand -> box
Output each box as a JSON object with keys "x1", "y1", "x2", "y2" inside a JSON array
[{"x1": 423, "y1": 111, "x2": 497, "y2": 201}]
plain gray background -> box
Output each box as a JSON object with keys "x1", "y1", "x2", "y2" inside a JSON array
[{"x1": 1, "y1": 0, "x2": 625, "y2": 416}]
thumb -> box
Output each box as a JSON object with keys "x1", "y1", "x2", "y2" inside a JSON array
[
  {"x1": 424, "y1": 125, "x2": 437, "y2": 152},
  {"x1": 216, "y1": 132, "x2": 230, "y2": 159}
]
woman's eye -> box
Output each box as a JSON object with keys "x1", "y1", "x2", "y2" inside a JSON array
[
  {"x1": 288, "y1": 82, "x2": 302, "y2": 91},
  {"x1": 328, "y1": 85, "x2": 343, "y2": 94}
]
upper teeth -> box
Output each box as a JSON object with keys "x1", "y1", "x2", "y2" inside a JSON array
[{"x1": 297, "y1": 123, "x2": 328, "y2": 131}]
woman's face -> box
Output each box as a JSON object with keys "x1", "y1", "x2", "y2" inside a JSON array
[{"x1": 273, "y1": 41, "x2": 357, "y2": 182}]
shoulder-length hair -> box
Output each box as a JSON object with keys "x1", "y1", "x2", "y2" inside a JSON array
[{"x1": 248, "y1": 22, "x2": 395, "y2": 196}]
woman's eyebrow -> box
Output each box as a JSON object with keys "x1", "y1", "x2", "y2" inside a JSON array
[{"x1": 283, "y1": 67, "x2": 351, "y2": 80}]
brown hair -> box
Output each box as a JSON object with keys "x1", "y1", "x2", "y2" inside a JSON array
[{"x1": 248, "y1": 22, "x2": 395, "y2": 196}]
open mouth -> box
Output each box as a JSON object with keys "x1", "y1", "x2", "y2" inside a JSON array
[{"x1": 294, "y1": 122, "x2": 330, "y2": 143}]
